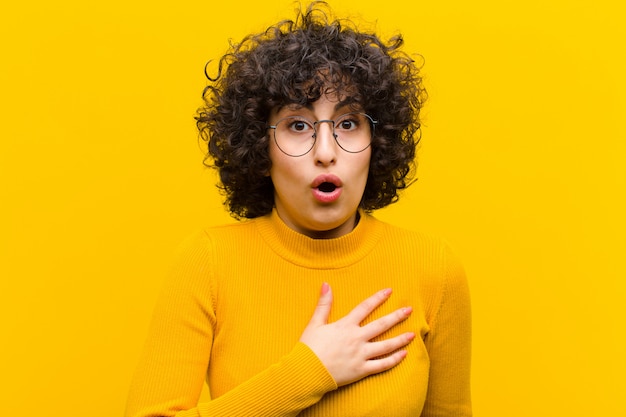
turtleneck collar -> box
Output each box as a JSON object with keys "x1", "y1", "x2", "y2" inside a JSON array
[{"x1": 254, "y1": 209, "x2": 384, "y2": 269}]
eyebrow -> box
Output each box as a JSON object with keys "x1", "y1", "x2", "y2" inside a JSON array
[{"x1": 335, "y1": 98, "x2": 360, "y2": 111}]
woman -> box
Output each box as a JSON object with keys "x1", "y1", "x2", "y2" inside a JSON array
[{"x1": 126, "y1": 3, "x2": 471, "y2": 416}]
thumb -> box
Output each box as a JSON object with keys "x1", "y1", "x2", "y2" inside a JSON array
[{"x1": 308, "y1": 282, "x2": 333, "y2": 327}]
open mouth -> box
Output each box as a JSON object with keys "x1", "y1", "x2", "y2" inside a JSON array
[
  {"x1": 311, "y1": 174, "x2": 343, "y2": 203},
  {"x1": 318, "y1": 182, "x2": 337, "y2": 193}
]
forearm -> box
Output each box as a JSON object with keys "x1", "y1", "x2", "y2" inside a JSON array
[{"x1": 126, "y1": 343, "x2": 337, "y2": 417}]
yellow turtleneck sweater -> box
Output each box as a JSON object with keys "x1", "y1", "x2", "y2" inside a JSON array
[{"x1": 126, "y1": 210, "x2": 472, "y2": 416}]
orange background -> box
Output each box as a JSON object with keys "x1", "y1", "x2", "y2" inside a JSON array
[{"x1": 1, "y1": 1, "x2": 624, "y2": 416}]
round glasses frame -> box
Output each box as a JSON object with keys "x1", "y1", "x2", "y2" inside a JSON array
[{"x1": 268, "y1": 112, "x2": 378, "y2": 157}]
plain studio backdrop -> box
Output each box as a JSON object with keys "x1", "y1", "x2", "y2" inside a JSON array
[{"x1": 1, "y1": 1, "x2": 624, "y2": 416}]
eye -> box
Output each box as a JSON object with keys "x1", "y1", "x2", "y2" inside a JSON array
[
  {"x1": 335, "y1": 115, "x2": 361, "y2": 132},
  {"x1": 287, "y1": 118, "x2": 314, "y2": 133},
  {"x1": 340, "y1": 120, "x2": 356, "y2": 130}
]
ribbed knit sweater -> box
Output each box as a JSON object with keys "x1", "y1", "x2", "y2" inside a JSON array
[{"x1": 126, "y1": 210, "x2": 472, "y2": 416}]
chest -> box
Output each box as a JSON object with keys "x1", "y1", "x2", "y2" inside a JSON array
[{"x1": 206, "y1": 260, "x2": 432, "y2": 415}]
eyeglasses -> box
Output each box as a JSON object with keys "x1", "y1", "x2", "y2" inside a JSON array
[{"x1": 268, "y1": 112, "x2": 377, "y2": 157}]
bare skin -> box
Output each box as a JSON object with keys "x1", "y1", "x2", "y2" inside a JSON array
[{"x1": 299, "y1": 283, "x2": 415, "y2": 387}]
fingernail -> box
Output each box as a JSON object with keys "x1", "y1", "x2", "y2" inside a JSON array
[
  {"x1": 406, "y1": 332, "x2": 416, "y2": 341},
  {"x1": 381, "y1": 288, "x2": 392, "y2": 297},
  {"x1": 321, "y1": 282, "x2": 330, "y2": 295},
  {"x1": 402, "y1": 306, "x2": 413, "y2": 315}
]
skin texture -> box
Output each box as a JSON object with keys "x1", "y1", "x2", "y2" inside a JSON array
[
  {"x1": 300, "y1": 284, "x2": 415, "y2": 387},
  {"x1": 269, "y1": 93, "x2": 372, "y2": 239},
  {"x1": 268, "y1": 93, "x2": 415, "y2": 384},
  {"x1": 196, "y1": 3, "x2": 425, "y2": 219}
]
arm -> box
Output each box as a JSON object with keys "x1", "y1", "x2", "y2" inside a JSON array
[
  {"x1": 124, "y1": 235, "x2": 336, "y2": 417},
  {"x1": 125, "y1": 236, "x2": 414, "y2": 417},
  {"x1": 421, "y1": 245, "x2": 472, "y2": 417}
]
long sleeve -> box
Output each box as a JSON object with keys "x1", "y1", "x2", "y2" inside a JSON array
[
  {"x1": 421, "y1": 244, "x2": 472, "y2": 417},
  {"x1": 126, "y1": 212, "x2": 471, "y2": 416},
  {"x1": 125, "y1": 232, "x2": 337, "y2": 417}
]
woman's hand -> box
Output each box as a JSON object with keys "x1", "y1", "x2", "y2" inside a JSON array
[{"x1": 299, "y1": 283, "x2": 415, "y2": 387}]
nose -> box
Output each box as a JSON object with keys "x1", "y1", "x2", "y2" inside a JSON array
[{"x1": 312, "y1": 120, "x2": 337, "y2": 166}]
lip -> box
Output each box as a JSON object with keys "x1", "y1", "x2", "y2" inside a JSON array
[
  {"x1": 311, "y1": 174, "x2": 343, "y2": 203},
  {"x1": 311, "y1": 174, "x2": 343, "y2": 189}
]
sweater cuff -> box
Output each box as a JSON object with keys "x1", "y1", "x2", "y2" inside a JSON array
[
  {"x1": 192, "y1": 342, "x2": 337, "y2": 417},
  {"x1": 260, "y1": 342, "x2": 338, "y2": 409},
  {"x1": 283, "y1": 342, "x2": 339, "y2": 395}
]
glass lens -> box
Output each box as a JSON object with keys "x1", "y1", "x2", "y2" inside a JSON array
[
  {"x1": 274, "y1": 116, "x2": 316, "y2": 157},
  {"x1": 333, "y1": 113, "x2": 372, "y2": 153},
  {"x1": 273, "y1": 113, "x2": 374, "y2": 156}
]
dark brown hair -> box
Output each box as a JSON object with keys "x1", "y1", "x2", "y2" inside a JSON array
[{"x1": 196, "y1": 1, "x2": 426, "y2": 219}]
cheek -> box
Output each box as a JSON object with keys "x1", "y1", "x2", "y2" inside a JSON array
[
  {"x1": 359, "y1": 151, "x2": 372, "y2": 177},
  {"x1": 268, "y1": 143, "x2": 285, "y2": 176},
  {"x1": 268, "y1": 150, "x2": 300, "y2": 186}
]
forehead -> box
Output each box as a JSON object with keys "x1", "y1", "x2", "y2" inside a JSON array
[{"x1": 272, "y1": 94, "x2": 363, "y2": 117}]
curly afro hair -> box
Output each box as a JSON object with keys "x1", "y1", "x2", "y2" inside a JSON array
[{"x1": 196, "y1": 1, "x2": 426, "y2": 219}]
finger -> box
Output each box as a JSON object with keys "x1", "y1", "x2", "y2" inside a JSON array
[
  {"x1": 361, "y1": 306, "x2": 413, "y2": 340},
  {"x1": 361, "y1": 349, "x2": 409, "y2": 376},
  {"x1": 307, "y1": 282, "x2": 333, "y2": 327},
  {"x1": 344, "y1": 288, "x2": 392, "y2": 324},
  {"x1": 364, "y1": 332, "x2": 416, "y2": 359}
]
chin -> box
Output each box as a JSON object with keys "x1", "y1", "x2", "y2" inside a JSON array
[{"x1": 304, "y1": 210, "x2": 357, "y2": 237}]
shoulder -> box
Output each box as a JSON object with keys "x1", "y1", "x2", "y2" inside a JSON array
[
  {"x1": 372, "y1": 216, "x2": 461, "y2": 265},
  {"x1": 370, "y1": 216, "x2": 469, "y2": 318},
  {"x1": 202, "y1": 218, "x2": 259, "y2": 239},
  {"x1": 165, "y1": 219, "x2": 261, "y2": 280},
  {"x1": 175, "y1": 219, "x2": 262, "y2": 255},
  {"x1": 369, "y1": 215, "x2": 467, "y2": 282}
]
